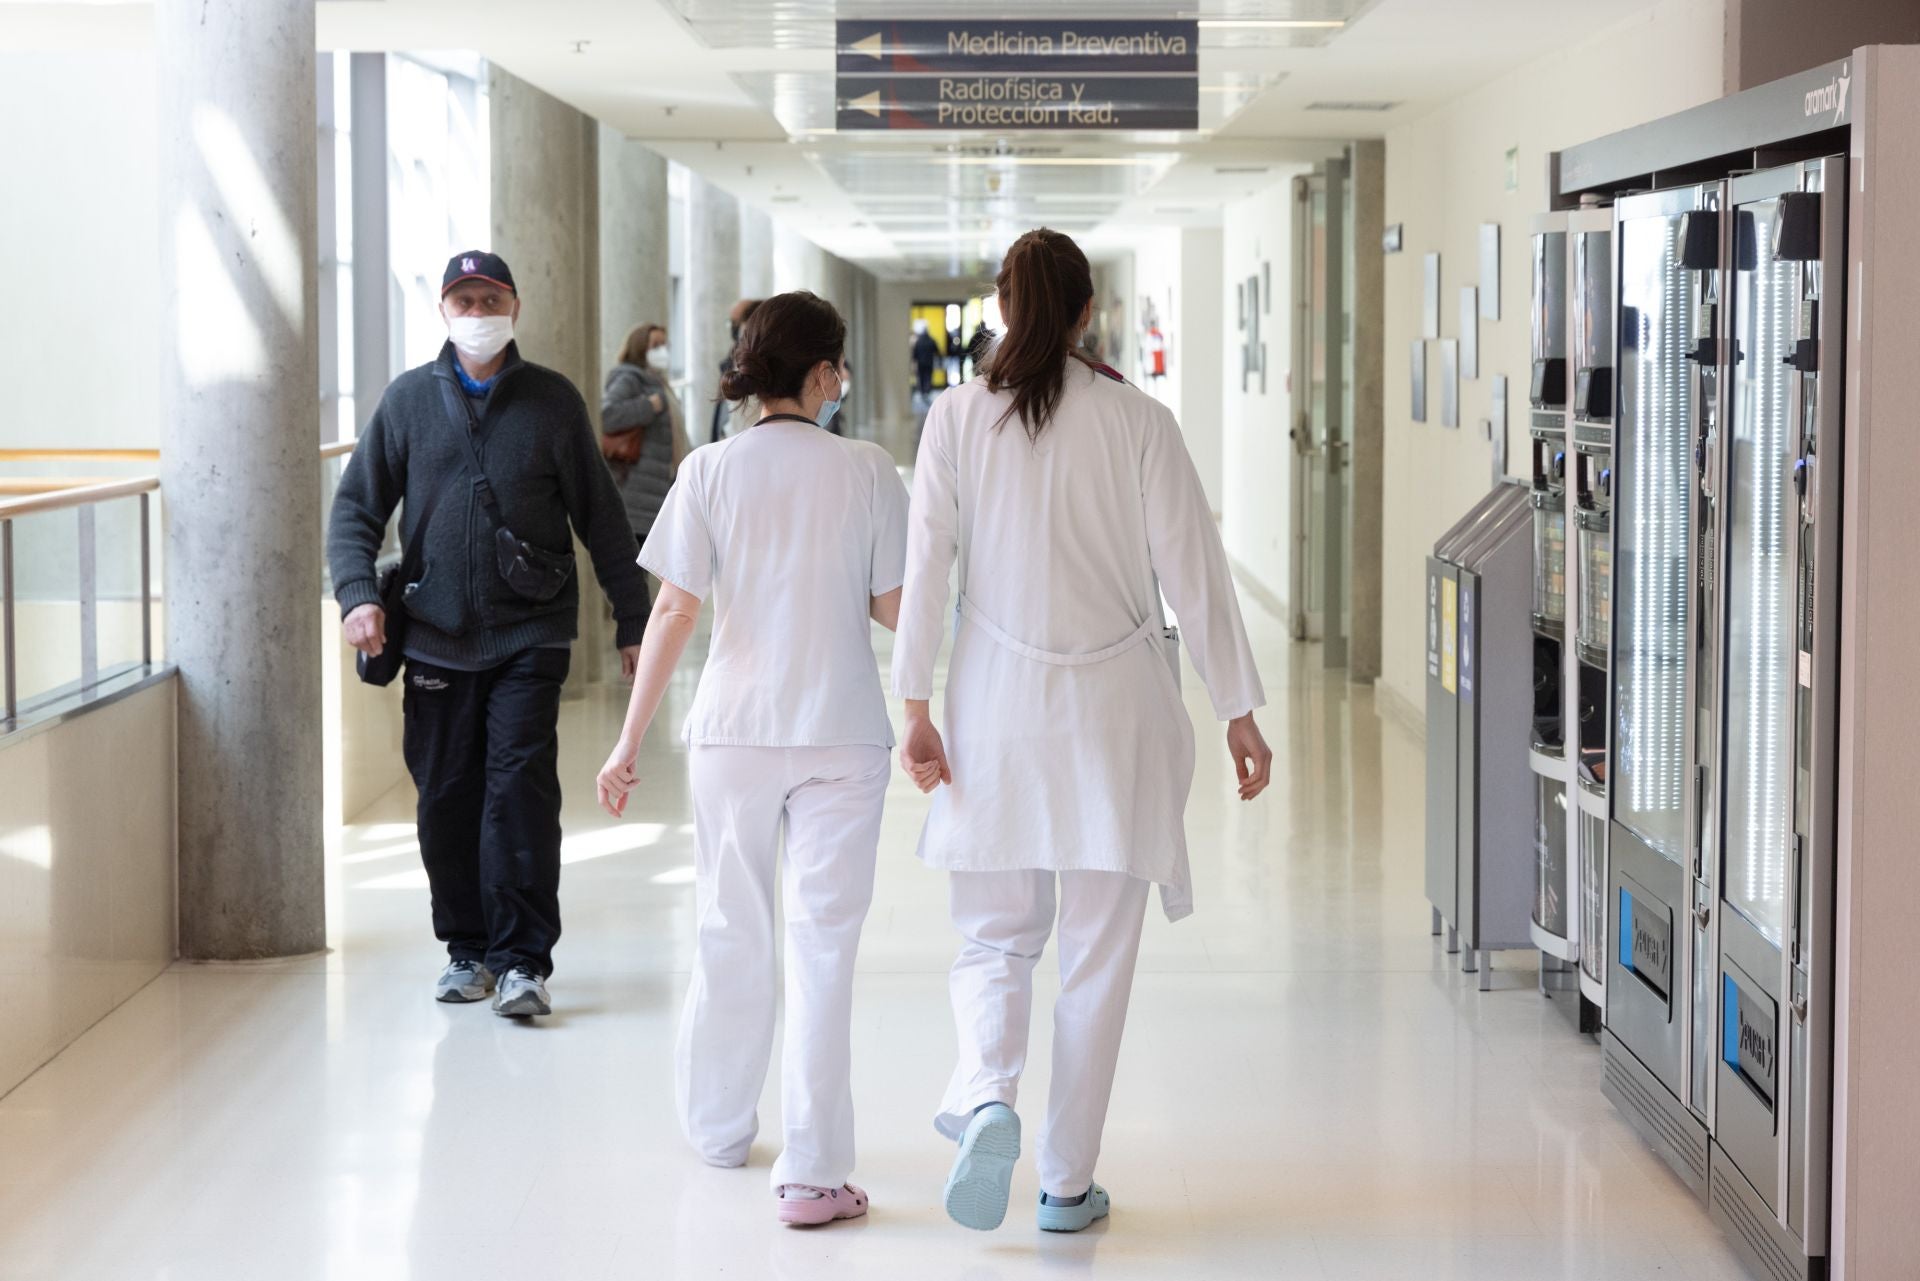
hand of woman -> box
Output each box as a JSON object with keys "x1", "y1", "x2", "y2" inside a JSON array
[
  {"x1": 597, "y1": 743, "x2": 641, "y2": 817},
  {"x1": 899, "y1": 706, "x2": 952, "y2": 794},
  {"x1": 1227, "y1": 713, "x2": 1273, "y2": 801}
]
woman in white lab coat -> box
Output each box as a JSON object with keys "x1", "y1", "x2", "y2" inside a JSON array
[
  {"x1": 893, "y1": 229, "x2": 1273, "y2": 1235},
  {"x1": 596, "y1": 291, "x2": 909, "y2": 1227}
]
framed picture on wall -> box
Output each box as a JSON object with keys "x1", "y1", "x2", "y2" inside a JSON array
[
  {"x1": 1439, "y1": 339, "x2": 1459, "y2": 428},
  {"x1": 1459, "y1": 286, "x2": 1479, "y2": 379},
  {"x1": 1422, "y1": 253, "x2": 1441, "y2": 340},
  {"x1": 1236, "y1": 282, "x2": 1245, "y2": 328},
  {"x1": 1260, "y1": 342, "x2": 1268, "y2": 394},
  {"x1": 1479, "y1": 223, "x2": 1501, "y2": 320},
  {"x1": 1411, "y1": 340, "x2": 1427, "y2": 423},
  {"x1": 1262, "y1": 261, "x2": 1272, "y2": 313}
]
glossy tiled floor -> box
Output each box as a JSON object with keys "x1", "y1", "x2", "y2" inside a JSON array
[{"x1": 0, "y1": 602, "x2": 1758, "y2": 1280}]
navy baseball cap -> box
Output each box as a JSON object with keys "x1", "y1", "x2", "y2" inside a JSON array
[{"x1": 442, "y1": 250, "x2": 516, "y2": 296}]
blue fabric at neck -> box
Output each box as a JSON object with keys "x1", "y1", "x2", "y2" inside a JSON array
[{"x1": 455, "y1": 362, "x2": 495, "y2": 397}]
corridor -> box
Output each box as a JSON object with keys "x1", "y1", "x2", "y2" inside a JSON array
[{"x1": 0, "y1": 606, "x2": 1747, "y2": 1280}]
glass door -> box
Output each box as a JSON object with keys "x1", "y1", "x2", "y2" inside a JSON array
[
  {"x1": 1719, "y1": 197, "x2": 1796, "y2": 950},
  {"x1": 1611, "y1": 206, "x2": 1701, "y2": 863}
]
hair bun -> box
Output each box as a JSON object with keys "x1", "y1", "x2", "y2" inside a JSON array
[{"x1": 718, "y1": 365, "x2": 757, "y2": 402}]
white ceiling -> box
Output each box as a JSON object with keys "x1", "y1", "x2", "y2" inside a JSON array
[{"x1": 8, "y1": 0, "x2": 1668, "y2": 279}]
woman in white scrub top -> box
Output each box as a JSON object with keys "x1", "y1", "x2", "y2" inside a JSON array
[
  {"x1": 596, "y1": 291, "x2": 909, "y2": 1228},
  {"x1": 893, "y1": 229, "x2": 1273, "y2": 1235}
]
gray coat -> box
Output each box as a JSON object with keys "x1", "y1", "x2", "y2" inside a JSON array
[{"x1": 601, "y1": 361, "x2": 679, "y2": 538}]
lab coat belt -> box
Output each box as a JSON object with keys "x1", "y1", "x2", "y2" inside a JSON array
[{"x1": 956, "y1": 595, "x2": 1162, "y2": 667}]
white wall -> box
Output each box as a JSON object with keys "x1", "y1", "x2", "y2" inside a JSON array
[
  {"x1": 1220, "y1": 175, "x2": 1311, "y2": 610},
  {"x1": 1378, "y1": 0, "x2": 1726, "y2": 715},
  {"x1": 0, "y1": 676, "x2": 176, "y2": 1097},
  {"x1": 1131, "y1": 227, "x2": 1226, "y2": 514},
  {"x1": 0, "y1": 51, "x2": 159, "y2": 451}
]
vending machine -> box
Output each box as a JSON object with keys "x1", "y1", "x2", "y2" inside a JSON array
[
  {"x1": 1568, "y1": 208, "x2": 1616, "y2": 1015},
  {"x1": 1569, "y1": 207, "x2": 1614, "y2": 1024},
  {"x1": 1604, "y1": 176, "x2": 1721, "y2": 1196},
  {"x1": 1554, "y1": 53, "x2": 1864, "y2": 1281},
  {"x1": 1525, "y1": 215, "x2": 1574, "y2": 975},
  {"x1": 1705, "y1": 157, "x2": 1843, "y2": 1278}
]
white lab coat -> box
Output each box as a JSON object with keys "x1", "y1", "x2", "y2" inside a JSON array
[{"x1": 891, "y1": 361, "x2": 1266, "y2": 921}]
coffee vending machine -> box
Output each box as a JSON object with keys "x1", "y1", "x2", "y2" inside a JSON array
[
  {"x1": 1525, "y1": 214, "x2": 1576, "y2": 981},
  {"x1": 1568, "y1": 206, "x2": 1614, "y2": 1022},
  {"x1": 1555, "y1": 55, "x2": 1863, "y2": 1281}
]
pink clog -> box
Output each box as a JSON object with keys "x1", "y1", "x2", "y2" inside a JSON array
[{"x1": 776, "y1": 1183, "x2": 870, "y2": 1226}]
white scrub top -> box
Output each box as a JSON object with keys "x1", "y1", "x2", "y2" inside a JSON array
[
  {"x1": 891, "y1": 361, "x2": 1266, "y2": 920},
  {"x1": 641, "y1": 419, "x2": 909, "y2": 749}
]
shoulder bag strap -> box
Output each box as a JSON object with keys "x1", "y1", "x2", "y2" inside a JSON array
[{"x1": 437, "y1": 375, "x2": 505, "y2": 526}]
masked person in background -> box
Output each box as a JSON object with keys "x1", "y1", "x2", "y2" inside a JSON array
[
  {"x1": 602, "y1": 323, "x2": 690, "y2": 559},
  {"x1": 711, "y1": 298, "x2": 762, "y2": 444},
  {"x1": 328, "y1": 251, "x2": 652, "y2": 1019}
]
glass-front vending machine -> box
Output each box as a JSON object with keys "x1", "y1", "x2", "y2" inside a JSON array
[
  {"x1": 1706, "y1": 157, "x2": 1843, "y2": 1278},
  {"x1": 1603, "y1": 180, "x2": 1721, "y2": 1193}
]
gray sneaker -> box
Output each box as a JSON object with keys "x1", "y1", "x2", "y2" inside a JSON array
[
  {"x1": 492, "y1": 967, "x2": 551, "y2": 1018},
  {"x1": 435, "y1": 960, "x2": 495, "y2": 1003}
]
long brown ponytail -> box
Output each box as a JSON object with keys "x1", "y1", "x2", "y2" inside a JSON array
[{"x1": 985, "y1": 228, "x2": 1094, "y2": 441}]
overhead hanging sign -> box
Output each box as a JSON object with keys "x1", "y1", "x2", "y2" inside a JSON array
[
  {"x1": 835, "y1": 20, "x2": 1198, "y2": 75},
  {"x1": 833, "y1": 19, "x2": 1200, "y2": 132},
  {"x1": 835, "y1": 75, "x2": 1199, "y2": 132}
]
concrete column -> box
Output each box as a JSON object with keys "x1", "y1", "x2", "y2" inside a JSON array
[
  {"x1": 489, "y1": 68, "x2": 598, "y2": 402},
  {"x1": 598, "y1": 125, "x2": 671, "y2": 373},
  {"x1": 739, "y1": 203, "x2": 774, "y2": 300},
  {"x1": 686, "y1": 173, "x2": 740, "y2": 444},
  {"x1": 348, "y1": 53, "x2": 390, "y2": 436},
  {"x1": 1348, "y1": 139, "x2": 1385, "y2": 684},
  {"x1": 157, "y1": 0, "x2": 324, "y2": 960},
  {"x1": 490, "y1": 68, "x2": 601, "y2": 689}
]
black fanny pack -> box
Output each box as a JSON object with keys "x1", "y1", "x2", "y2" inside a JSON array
[{"x1": 442, "y1": 378, "x2": 576, "y2": 603}]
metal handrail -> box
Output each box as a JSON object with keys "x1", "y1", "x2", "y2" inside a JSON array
[
  {"x1": 3, "y1": 442, "x2": 358, "y2": 726},
  {"x1": 1, "y1": 476, "x2": 160, "y2": 727},
  {"x1": 0, "y1": 476, "x2": 160, "y2": 521}
]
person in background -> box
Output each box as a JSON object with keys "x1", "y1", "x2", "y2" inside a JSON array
[
  {"x1": 328, "y1": 251, "x2": 651, "y2": 1019},
  {"x1": 602, "y1": 322, "x2": 690, "y2": 556},
  {"x1": 711, "y1": 298, "x2": 763, "y2": 443},
  {"x1": 824, "y1": 361, "x2": 852, "y2": 437},
  {"x1": 912, "y1": 319, "x2": 941, "y2": 402},
  {"x1": 946, "y1": 327, "x2": 965, "y2": 386},
  {"x1": 892, "y1": 228, "x2": 1272, "y2": 1234},
  {"x1": 596, "y1": 291, "x2": 909, "y2": 1228}
]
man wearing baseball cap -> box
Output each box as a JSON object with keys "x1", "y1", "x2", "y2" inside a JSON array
[{"x1": 327, "y1": 250, "x2": 652, "y2": 1018}]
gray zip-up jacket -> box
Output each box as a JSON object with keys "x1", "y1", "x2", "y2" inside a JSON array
[
  {"x1": 327, "y1": 342, "x2": 650, "y2": 668},
  {"x1": 600, "y1": 361, "x2": 677, "y2": 537}
]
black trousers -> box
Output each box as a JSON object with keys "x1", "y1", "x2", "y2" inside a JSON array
[{"x1": 402, "y1": 647, "x2": 571, "y2": 978}]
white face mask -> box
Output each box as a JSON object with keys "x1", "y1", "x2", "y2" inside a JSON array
[
  {"x1": 646, "y1": 345, "x2": 671, "y2": 371},
  {"x1": 447, "y1": 314, "x2": 514, "y2": 364}
]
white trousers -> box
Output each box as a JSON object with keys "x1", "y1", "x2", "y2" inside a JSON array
[
  {"x1": 677, "y1": 744, "x2": 890, "y2": 1190},
  {"x1": 936, "y1": 869, "x2": 1151, "y2": 1198}
]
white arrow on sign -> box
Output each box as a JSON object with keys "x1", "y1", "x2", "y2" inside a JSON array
[
  {"x1": 850, "y1": 91, "x2": 883, "y2": 118},
  {"x1": 852, "y1": 32, "x2": 885, "y2": 59}
]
